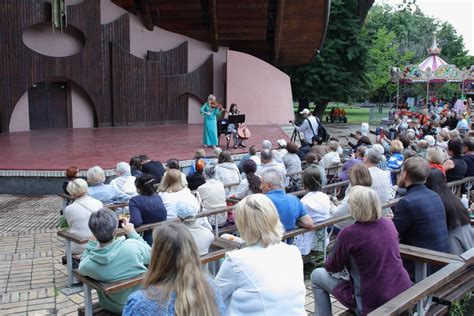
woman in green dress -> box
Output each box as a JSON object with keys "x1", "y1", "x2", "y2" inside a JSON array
[{"x1": 200, "y1": 94, "x2": 222, "y2": 148}]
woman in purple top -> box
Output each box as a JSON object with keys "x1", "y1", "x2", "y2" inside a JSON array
[
  {"x1": 129, "y1": 174, "x2": 167, "y2": 245},
  {"x1": 311, "y1": 186, "x2": 411, "y2": 316}
]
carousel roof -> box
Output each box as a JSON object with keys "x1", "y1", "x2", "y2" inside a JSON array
[
  {"x1": 418, "y1": 34, "x2": 447, "y2": 71},
  {"x1": 390, "y1": 33, "x2": 474, "y2": 83}
]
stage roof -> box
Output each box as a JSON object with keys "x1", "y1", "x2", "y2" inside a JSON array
[{"x1": 111, "y1": 0, "x2": 330, "y2": 66}]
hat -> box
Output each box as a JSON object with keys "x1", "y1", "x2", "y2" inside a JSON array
[
  {"x1": 300, "y1": 108, "x2": 310, "y2": 115},
  {"x1": 277, "y1": 139, "x2": 287, "y2": 148},
  {"x1": 176, "y1": 202, "x2": 198, "y2": 219}
]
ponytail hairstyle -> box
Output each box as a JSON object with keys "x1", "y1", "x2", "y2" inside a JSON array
[{"x1": 242, "y1": 159, "x2": 262, "y2": 194}]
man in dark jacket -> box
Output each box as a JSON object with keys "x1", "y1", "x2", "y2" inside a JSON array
[
  {"x1": 394, "y1": 157, "x2": 449, "y2": 256},
  {"x1": 139, "y1": 154, "x2": 165, "y2": 183},
  {"x1": 463, "y1": 137, "x2": 474, "y2": 177}
]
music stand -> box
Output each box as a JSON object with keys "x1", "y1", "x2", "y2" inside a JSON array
[{"x1": 228, "y1": 114, "x2": 245, "y2": 125}]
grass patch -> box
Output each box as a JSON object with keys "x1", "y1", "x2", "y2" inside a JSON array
[{"x1": 293, "y1": 102, "x2": 390, "y2": 125}]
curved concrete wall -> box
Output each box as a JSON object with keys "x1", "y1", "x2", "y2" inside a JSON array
[
  {"x1": 226, "y1": 50, "x2": 294, "y2": 125},
  {"x1": 9, "y1": 92, "x2": 30, "y2": 132}
]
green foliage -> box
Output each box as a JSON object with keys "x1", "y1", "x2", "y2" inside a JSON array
[
  {"x1": 284, "y1": 0, "x2": 473, "y2": 110},
  {"x1": 449, "y1": 291, "x2": 473, "y2": 316},
  {"x1": 283, "y1": 0, "x2": 369, "y2": 112},
  {"x1": 58, "y1": 215, "x2": 69, "y2": 230}
]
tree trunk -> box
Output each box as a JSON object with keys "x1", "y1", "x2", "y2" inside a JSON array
[
  {"x1": 313, "y1": 100, "x2": 329, "y2": 120},
  {"x1": 298, "y1": 98, "x2": 309, "y2": 113}
]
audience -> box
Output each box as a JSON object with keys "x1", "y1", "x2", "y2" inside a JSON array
[
  {"x1": 320, "y1": 141, "x2": 341, "y2": 170},
  {"x1": 363, "y1": 148, "x2": 393, "y2": 216},
  {"x1": 187, "y1": 149, "x2": 206, "y2": 176},
  {"x1": 338, "y1": 146, "x2": 366, "y2": 181},
  {"x1": 110, "y1": 162, "x2": 137, "y2": 196},
  {"x1": 214, "y1": 151, "x2": 242, "y2": 198},
  {"x1": 158, "y1": 169, "x2": 199, "y2": 220},
  {"x1": 332, "y1": 164, "x2": 373, "y2": 230},
  {"x1": 235, "y1": 159, "x2": 262, "y2": 199},
  {"x1": 426, "y1": 169, "x2": 474, "y2": 255},
  {"x1": 186, "y1": 159, "x2": 206, "y2": 190},
  {"x1": 129, "y1": 174, "x2": 167, "y2": 245},
  {"x1": 311, "y1": 186, "x2": 411, "y2": 316},
  {"x1": 139, "y1": 154, "x2": 165, "y2": 183},
  {"x1": 86, "y1": 166, "x2": 130, "y2": 205},
  {"x1": 295, "y1": 167, "x2": 332, "y2": 255},
  {"x1": 394, "y1": 157, "x2": 449, "y2": 256},
  {"x1": 129, "y1": 156, "x2": 143, "y2": 177},
  {"x1": 215, "y1": 194, "x2": 307, "y2": 315},
  {"x1": 304, "y1": 153, "x2": 328, "y2": 186},
  {"x1": 257, "y1": 149, "x2": 287, "y2": 181},
  {"x1": 426, "y1": 147, "x2": 446, "y2": 176},
  {"x1": 123, "y1": 222, "x2": 224, "y2": 316},
  {"x1": 163, "y1": 158, "x2": 188, "y2": 187},
  {"x1": 283, "y1": 141, "x2": 303, "y2": 179},
  {"x1": 65, "y1": 126, "x2": 474, "y2": 315},
  {"x1": 260, "y1": 168, "x2": 313, "y2": 231},
  {"x1": 79, "y1": 208, "x2": 151, "y2": 313},
  {"x1": 198, "y1": 164, "x2": 228, "y2": 227},
  {"x1": 444, "y1": 138, "x2": 468, "y2": 182},
  {"x1": 238, "y1": 145, "x2": 260, "y2": 172},
  {"x1": 63, "y1": 166, "x2": 80, "y2": 195},
  {"x1": 63, "y1": 179, "x2": 103, "y2": 255},
  {"x1": 463, "y1": 137, "x2": 474, "y2": 177},
  {"x1": 176, "y1": 202, "x2": 214, "y2": 256}
]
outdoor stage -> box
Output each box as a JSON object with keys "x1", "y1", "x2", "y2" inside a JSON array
[{"x1": 0, "y1": 124, "x2": 290, "y2": 171}]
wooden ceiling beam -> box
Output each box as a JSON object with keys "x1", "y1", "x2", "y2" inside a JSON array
[
  {"x1": 272, "y1": 0, "x2": 284, "y2": 64},
  {"x1": 139, "y1": 0, "x2": 154, "y2": 31},
  {"x1": 208, "y1": 0, "x2": 219, "y2": 52}
]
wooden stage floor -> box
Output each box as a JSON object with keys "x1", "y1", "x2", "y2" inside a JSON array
[{"x1": 0, "y1": 125, "x2": 290, "y2": 171}]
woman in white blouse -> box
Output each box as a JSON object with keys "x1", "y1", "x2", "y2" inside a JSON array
[
  {"x1": 215, "y1": 194, "x2": 307, "y2": 316},
  {"x1": 158, "y1": 169, "x2": 199, "y2": 220},
  {"x1": 63, "y1": 179, "x2": 103, "y2": 255},
  {"x1": 294, "y1": 167, "x2": 333, "y2": 255}
]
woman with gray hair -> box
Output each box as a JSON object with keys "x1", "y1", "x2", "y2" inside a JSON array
[
  {"x1": 197, "y1": 164, "x2": 228, "y2": 226},
  {"x1": 110, "y1": 162, "x2": 137, "y2": 196},
  {"x1": 363, "y1": 148, "x2": 393, "y2": 216},
  {"x1": 78, "y1": 208, "x2": 151, "y2": 313},
  {"x1": 215, "y1": 194, "x2": 307, "y2": 315},
  {"x1": 86, "y1": 166, "x2": 130, "y2": 205},
  {"x1": 63, "y1": 179, "x2": 103, "y2": 255}
]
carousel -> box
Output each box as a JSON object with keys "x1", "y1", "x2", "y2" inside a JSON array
[{"x1": 390, "y1": 33, "x2": 474, "y2": 114}]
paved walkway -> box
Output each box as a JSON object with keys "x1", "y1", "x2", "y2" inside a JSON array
[{"x1": 0, "y1": 127, "x2": 357, "y2": 315}]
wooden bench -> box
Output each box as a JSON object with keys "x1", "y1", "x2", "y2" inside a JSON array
[
  {"x1": 75, "y1": 237, "x2": 240, "y2": 316},
  {"x1": 369, "y1": 249, "x2": 474, "y2": 316},
  {"x1": 57, "y1": 205, "x2": 234, "y2": 286}
]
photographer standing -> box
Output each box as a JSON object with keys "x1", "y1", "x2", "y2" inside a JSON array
[{"x1": 292, "y1": 108, "x2": 318, "y2": 144}]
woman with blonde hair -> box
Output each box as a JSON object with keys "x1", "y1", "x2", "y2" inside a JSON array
[
  {"x1": 158, "y1": 169, "x2": 199, "y2": 220},
  {"x1": 331, "y1": 164, "x2": 373, "y2": 230},
  {"x1": 63, "y1": 178, "x2": 103, "y2": 255},
  {"x1": 311, "y1": 186, "x2": 411, "y2": 315},
  {"x1": 215, "y1": 194, "x2": 307, "y2": 315},
  {"x1": 123, "y1": 222, "x2": 224, "y2": 316}
]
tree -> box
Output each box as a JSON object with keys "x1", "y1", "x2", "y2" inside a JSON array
[{"x1": 283, "y1": 0, "x2": 369, "y2": 117}]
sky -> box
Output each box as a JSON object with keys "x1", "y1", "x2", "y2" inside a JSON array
[{"x1": 375, "y1": 0, "x2": 474, "y2": 55}]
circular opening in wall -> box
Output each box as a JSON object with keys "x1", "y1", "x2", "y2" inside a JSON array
[{"x1": 22, "y1": 22, "x2": 86, "y2": 57}]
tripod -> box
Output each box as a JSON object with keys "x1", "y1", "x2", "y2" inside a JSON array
[{"x1": 289, "y1": 121, "x2": 302, "y2": 143}]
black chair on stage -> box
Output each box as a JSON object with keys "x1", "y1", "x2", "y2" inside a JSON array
[{"x1": 217, "y1": 118, "x2": 231, "y2": 149}]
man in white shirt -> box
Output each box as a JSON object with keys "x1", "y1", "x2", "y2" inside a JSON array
[{"x1": 294, "y1": 108, "x2": 318, "y2": 144}]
